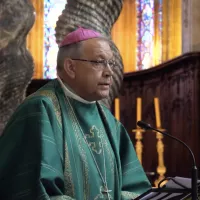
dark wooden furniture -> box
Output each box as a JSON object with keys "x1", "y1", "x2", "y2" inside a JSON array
[{"x1": 120, "y1": 52, "x2": 200, "y2": 180}]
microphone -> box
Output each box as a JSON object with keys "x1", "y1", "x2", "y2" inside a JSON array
[{"x1": 137, "y1": 120, "x2": 198, "y2": 200}]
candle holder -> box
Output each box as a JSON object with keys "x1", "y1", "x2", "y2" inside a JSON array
[
  {"x1": 132, "y1": 128, "x2": 145, "y2": 164},
  {"x1": 153, "y1": 128, "x2": 167, "y2": 187},
  {"x1": 134, "y1": 97, "x2": 167, "y2": 187}
]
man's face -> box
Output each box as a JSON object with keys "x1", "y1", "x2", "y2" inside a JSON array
[{"x1": 73, "y1": 38, "x2": 114, "y2": 101}]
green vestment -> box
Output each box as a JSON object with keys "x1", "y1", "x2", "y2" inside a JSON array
[{"x1": 0, "y1": 80, "x2": 151, "y2": 200}]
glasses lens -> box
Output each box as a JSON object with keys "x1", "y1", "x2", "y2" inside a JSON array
[{"x1": 108, "y1": 60, "x2": 115, "y2": 68}]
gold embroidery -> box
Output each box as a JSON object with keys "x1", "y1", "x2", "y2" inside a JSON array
[
  {"x1": 63, "y1": 143, "x2": 75, "y2": 198},
  {"x1": 85, "y1": 125, "x2": 102, "y2": 154},
  {"x1": 121, "y1": 191, "x2": 139, "y2": 199},
  {"x1": 99, "y1": 127, "x2": 115, "y2": 174},
  {"x1": 50, "y1": 196, "x2": 75, "y2": 200},
  {"x1": 27, "y1": 90, "x2": 62, "y2": 126},
  {"x1": 98, "y1": 104, "x2": 115, "y2": 174},
  {"x1": 27, "y1": 87, "x2": 75, "y2": 198},
  {"x1": 65, "y1": 100, "x2": 89, "y2": 200}
]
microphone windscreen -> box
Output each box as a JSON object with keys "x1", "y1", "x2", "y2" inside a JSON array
[{"x1": 137, "y1": 121, "x2": 152, "y2": 130}]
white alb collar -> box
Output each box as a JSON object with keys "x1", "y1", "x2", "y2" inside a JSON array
[{"x1": 57, "y1": 76, "x2": 96, "y2": 104}]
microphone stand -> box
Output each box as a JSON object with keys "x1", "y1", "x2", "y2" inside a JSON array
[{"x1": 137, "y1": 121, "x2": 198, "y2": 200}]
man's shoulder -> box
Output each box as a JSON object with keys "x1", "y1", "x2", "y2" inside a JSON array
[
  {"x1": 10, "y1": 80, "x2": 60, "y2": 117},
  {"x1": 2, "y1": 80, "x2": 62, "y2": 134},
  {"x1": 25, "y1": 80, "x2": 58, "y2": 104}
]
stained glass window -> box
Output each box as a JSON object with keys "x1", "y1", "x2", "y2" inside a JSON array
[
  {"x1": 158, "y1": 0, "x2": 163, "y2": 64},
  {"x1": 136, "y1": 0, "x2": 154, "y2": 70},
  {"x1": 43, "y1": 0, "x2": 162, "y2": 77},
  {"x1": 44, "y1": 0, "x2": 66, "y2": 79}
]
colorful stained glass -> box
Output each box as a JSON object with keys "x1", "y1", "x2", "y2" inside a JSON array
[
  {"x1": 158, "y1": 0, "x2": 163, "y2": 63},
  {"x1": 43, "y1": 0, "x2": 162, "y2": 76},
  {"x1": 44, "y1": 0, "x2": 66, "y2": 79},
  {"x1": 136, "y1": 0, "x2": 154, "y2": 70}
]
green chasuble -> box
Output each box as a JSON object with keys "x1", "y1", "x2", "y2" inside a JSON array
[{"x1": 0, "y1": 80, "x2": 151, "y2": 200}]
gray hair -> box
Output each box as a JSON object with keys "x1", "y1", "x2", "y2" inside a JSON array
[
  {"x1": 56, "y1": 37, "x2": 112, "y2": 71},
  {"x1": 57, "y1": 42, "x2": 82, "y2": 71}
]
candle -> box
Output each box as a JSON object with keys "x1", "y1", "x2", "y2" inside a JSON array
[
  {"x1": 154, "y1": 98, "x2": 161, "y2": 128},
  {"x1": 115, "y1": 98, "x2": 120, "y2": 120},
  {"x1": 136, "y1": 98, "x2": 142, "y2": 124}
]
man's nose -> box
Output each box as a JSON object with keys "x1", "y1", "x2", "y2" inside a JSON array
[{"x1": 103, "y1": 64, "x2": 113, "y2": 77}]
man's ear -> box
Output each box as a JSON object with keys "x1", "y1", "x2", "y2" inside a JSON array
[{"x1": 63, "y1": 58, "x2": 76, "y2": 79}]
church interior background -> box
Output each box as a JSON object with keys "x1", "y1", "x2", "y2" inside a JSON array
[
  {"x1": 1, "y1": 0, "x2": 200, "y2": 186},
  {"x1": 28, "y1": 0, "x2": 183, "y2": 79}
]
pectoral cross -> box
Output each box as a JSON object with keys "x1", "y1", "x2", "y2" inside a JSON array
[
  {"x1": 101, "y1": 186, "x2": 112, "y2": 196},
  {"x1": 102, "y1": 187, "x2": 112, "y2": 194}
]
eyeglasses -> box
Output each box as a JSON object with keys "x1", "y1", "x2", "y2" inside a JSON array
[{"x1": 71, "y1": 58, "x2": 116, "y2": 69}]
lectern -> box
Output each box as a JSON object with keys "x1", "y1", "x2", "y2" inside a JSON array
[{"x1": 134, "y1": 177, "x2": 200, "y2": 200}]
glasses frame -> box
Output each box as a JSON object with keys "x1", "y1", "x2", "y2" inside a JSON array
[{"x1": 71, "y1": 58, "x2": 116, "y2": 69}]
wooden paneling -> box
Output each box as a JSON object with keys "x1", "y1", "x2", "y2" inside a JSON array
[{"x1": 120, "y1": 52, "x2": 200, "y2": 180}]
